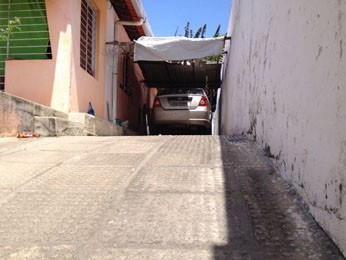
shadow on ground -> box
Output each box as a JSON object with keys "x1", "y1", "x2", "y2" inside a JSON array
[
  {"x1": 150, "y1": 126, "x2": 211, "y2": 135},
  {"x1": 213, "y1": 135, "x2": 344, "y2": 260}
]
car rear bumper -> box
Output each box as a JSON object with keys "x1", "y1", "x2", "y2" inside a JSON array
[{"x1": 153, "y1": 108, "x2": 211, "y2": 128}]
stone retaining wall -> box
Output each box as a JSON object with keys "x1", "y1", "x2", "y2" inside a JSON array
[{"x1": 0, "y1": 92, "x2": 128, "y2": 137}]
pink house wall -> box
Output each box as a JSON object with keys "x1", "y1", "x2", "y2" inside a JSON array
[
  {"x1": 115, "y1": 23, "x2": 149, "y2": 132},
  {"x1": 4, "y1": 0, "x2": 150, "y2": 131},
  {"x1": 5, "y1": 0, "x2": 108, "y2": 119},
  {"x1": 69, "y1": 0, "x2": 108, "y2": 118}
]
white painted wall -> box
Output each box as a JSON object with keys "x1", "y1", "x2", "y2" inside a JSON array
[{"x1": 221, "y1": 0, "x2": 346, "y2": 254}]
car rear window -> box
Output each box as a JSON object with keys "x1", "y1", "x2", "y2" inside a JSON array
[{"x1": 157, "y1": 88, "x2": 204, "y2": 96}]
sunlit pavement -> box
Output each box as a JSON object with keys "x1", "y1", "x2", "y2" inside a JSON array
[{"x1": 0, "y1": 136, "x2": 343, "y2": 259}]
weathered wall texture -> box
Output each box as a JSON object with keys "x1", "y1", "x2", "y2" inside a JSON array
[
  {"x1": 221, "y1": 0, "x2": 346, "y2": 254},
  {"x1": 0, "y1": 92, "x2": 68, "y2": 136},
  {"x1": 0, "y1": 92, "x2": 126, "y2": 137}
]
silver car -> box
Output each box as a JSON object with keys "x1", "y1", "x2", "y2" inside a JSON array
[{"x1": 152, "y1": 88, "x2": 211, "y2": 131}]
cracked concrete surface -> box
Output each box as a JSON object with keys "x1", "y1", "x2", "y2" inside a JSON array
[{"x1": 0, "y1": 136, "x2": 344, "y2": 259}]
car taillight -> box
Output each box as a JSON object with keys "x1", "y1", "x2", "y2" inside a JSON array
[
  {"x1": 153, "y1": 97, "x2": 162, "y2": 107},
  {"x1": 198, "y1": 96, "x2": 209, "y2": 106}
]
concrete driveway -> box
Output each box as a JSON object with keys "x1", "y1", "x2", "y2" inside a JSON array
[{"x1": 0, "y1": 136, "x2": 343, "y2": 259}]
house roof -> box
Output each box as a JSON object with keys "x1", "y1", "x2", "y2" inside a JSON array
[{"x1": 110, "y1": 0, "x2": 149, "y2": 40}]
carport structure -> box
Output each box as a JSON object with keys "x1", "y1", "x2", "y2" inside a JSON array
[
  {"x1": 133, "y1": 36, "x2": 228, "y2": 134},
  {"x1": 136, "y1": 61, "x2": 222, "y2": 89},
  {"x1": 133, "y1": 36, "x2": 227, "y2": 90}
]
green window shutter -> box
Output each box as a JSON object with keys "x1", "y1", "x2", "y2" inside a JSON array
[
  {"x1": 0, "y1": 0, "x2": 8, "y2": 89},
  {"x1": 0, "y1": 0, "x2": 51, "y2": 90}
]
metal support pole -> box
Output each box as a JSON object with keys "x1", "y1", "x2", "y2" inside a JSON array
[{"x1": 6, "y1": 0, "x2": 11, "y2": 59}]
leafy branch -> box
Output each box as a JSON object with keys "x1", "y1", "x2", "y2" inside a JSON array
[
  {"x1": 181, "y1": 22, "x2": 224, "y2": 62},
  {"x1": 0, "y1": 17, "x2": 21, "y2": 41}
]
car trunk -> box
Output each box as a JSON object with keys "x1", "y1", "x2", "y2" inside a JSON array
[{"x1": 159, "y1": 94, "x2": 200, "y2": 110}]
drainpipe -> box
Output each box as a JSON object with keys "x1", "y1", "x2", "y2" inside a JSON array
[
  {"x1": 111, "y1": 22, "x2": 118, "y2": 124},
  {"x1": 116, "y1": 17, "x2": 145, "y2": 27},
  {"x1": 110, "y1": 17, "x2": 145, "y2": 124},
  {"x1": 6, "y1": 1, "x2": 11, "y2": 59},
  {"x1": 114, "y1": 17, "x2": 145, "y2": 41}
]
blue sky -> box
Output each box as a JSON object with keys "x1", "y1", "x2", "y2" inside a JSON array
[{"x1": 141, "y1": 0, "x2": 232, "y2": 38}]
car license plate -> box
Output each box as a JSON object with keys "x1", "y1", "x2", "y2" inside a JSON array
[{"x1": 170, "y1": 101, "x2": 187, "y2": 106}]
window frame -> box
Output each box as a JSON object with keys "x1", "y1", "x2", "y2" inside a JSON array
[{"x1": 80, "y1": 0, "x2": 97, "y2": 77}]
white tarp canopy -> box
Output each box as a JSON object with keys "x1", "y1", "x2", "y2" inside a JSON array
[{"x1": 134, "y1": 36, "x2": 225, "y2": 61}]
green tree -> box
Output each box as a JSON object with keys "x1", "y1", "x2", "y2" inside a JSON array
[
  {"x1": 194, "y1": 24, "x2": 207, "y2": 38},
  {"x1": 194, "y1": 27, "x2": 202, "y2": 38},
  {"x1": 183, "y1": 22, "x2": 221, "y2": 39},
  {"x1": 200, "y1": 24, "x2": 207, "y2": 38},
  {"x1": 0, "y1": 17, "x2": 21, "y2": 41},
  {"x1": 184, "y1": 22, "x2": 190, "y2": 38},
  {"x1": 213, "y1": 24, "x2": 221, "y2": 37},
  {"x1": 180, "y1": 22, "x2": 224, "y2": 62}
]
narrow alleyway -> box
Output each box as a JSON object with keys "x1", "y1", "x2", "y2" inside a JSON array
[{"x1": 0, "y1": 136, "x2": 343, "y2": 259}]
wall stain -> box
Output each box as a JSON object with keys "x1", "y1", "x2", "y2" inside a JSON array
[
  {"x1": 273, "y1": 97, "x2": 277, "y2": 113},
  {"x1": 282, "y1": 160, "x2": 287, "y2": 171},
  {"x1": 315, "y1": 46, "x2": 323, "y2": 60},
  {"x1": 264, "y1": 144, "x2": 281, "y2": 160},
  {"x1": 247, "y1": 114, "x2": 257, "y2": 140},
  {"x1": 339, "y1": 141, "x2": 346, "y2": 206},
  {"x1": 340, "y1": 184, "x2": 343, "y2": 205},
  {"x1": 338, "y1": 10, "x2": 343, "y2": 33},
  {"x1": 340, "y1": 39, "x2": 343, "y2": 59}
]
